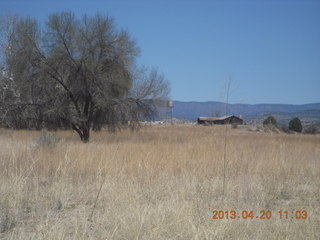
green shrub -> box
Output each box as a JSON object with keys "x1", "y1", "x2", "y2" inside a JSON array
[
  {"x1": 289, "y1": 118, "x2": 302, "y2": 133},
  {"x1": 263, "y1": 116, "x2": 277, "y2": 127}
]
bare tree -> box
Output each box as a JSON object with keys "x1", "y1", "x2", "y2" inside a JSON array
[
  {"x1": 0, "y1": 12, "x2": 170, "y2": 142},
  {"x1": 0, "y1": 13, "x2": 18, "y2": 66}
]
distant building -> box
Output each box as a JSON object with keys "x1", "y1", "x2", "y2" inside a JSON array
[{"x1": 197, "y1": 115, "x2": 244, "y2": 125}]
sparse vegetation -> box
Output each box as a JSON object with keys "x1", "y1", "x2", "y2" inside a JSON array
[
  {"x1": 280, "y1": 124, "x2": 290, "y2": 133},
  {"x1": 0, "y1": 125, "x2": 319, "y2": 239},
  {"x1": 34, "y1": 129, "x2": 61, "y2": 149},
  {"x1": 304, "y1": 123, "x2": 320, "y2": 135}
]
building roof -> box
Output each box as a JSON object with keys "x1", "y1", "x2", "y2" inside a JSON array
[{"x1": 198, "y1": 115, "x2": 239, "y2": 121}]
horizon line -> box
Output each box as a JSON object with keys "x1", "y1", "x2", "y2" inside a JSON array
[{"x1": 172, "y1": 100, "x2": 320, "y2": 105}]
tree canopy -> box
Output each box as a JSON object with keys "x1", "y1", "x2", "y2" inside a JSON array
[{"x1": 0, "y1": 12, "x2": 170, "y2": 142}]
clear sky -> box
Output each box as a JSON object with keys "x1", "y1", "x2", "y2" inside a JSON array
[{"x1": 1, "y1": 0, "x2": 319, "y2": 104}]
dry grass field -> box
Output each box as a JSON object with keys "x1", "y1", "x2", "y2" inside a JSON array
[{"x1": 0, "y1": 125, "x2": 319, "y2": 239}]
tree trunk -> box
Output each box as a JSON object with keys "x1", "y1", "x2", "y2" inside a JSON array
[
  {"x1": 80, "y1": 125, "x2": 90, "y2": 143},
  {"x1": 72, "y1": 123, "x2": 90, "y2": 143}
]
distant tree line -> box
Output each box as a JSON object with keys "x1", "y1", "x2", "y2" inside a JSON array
[
  {"x1": 263, "y1": 116, "x2": 303, "y2": 133},
  {"x1": 0, "y1": 12, "x2": 170, "y2": 142}
]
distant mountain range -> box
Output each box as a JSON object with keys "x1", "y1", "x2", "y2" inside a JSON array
[{"x1": 169, "y1": 101, "x2": 320, "y2": 125}]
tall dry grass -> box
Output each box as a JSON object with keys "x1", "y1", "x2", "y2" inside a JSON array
[{"x1": 0, "y1": 125, "x2": 319, "y2": 239}]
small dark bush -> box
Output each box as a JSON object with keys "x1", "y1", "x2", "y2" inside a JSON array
[
  {"x1": 263, "y1": 116, "x2": 277, "y2": 126},
  {"x1": 263, "y1": 116, "x2": 278, "y2": 131},
  {"x1": 289, "y1": 118, "x2": 302, "y2": 133}
]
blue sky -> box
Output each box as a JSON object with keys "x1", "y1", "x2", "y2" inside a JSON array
[{"x1": 1, "y1": 0, "x2": 319, "y2": 104}]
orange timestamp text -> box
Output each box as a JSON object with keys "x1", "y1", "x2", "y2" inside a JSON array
[{"x1": 211, "y1": 210, "x2": 308, "y2": 220}]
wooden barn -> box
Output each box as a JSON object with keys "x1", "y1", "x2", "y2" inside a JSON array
[{"x1": 197, "y1": 115, "x2": 244, "y2": 125}]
